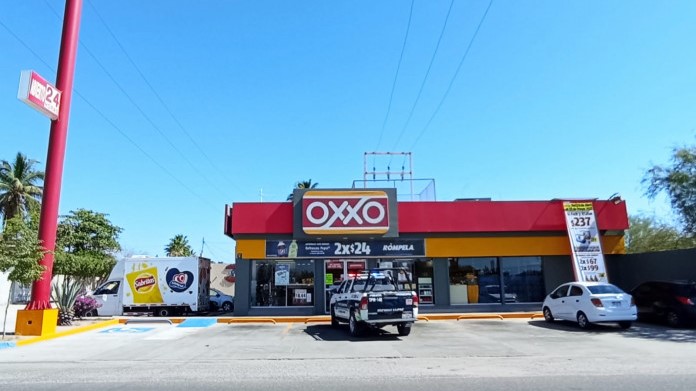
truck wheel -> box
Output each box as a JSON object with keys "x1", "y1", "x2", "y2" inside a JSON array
[
  {"x1": 349, "y1": 311, "x2": 362, "y2": 337},
  {"x1": 331, "y1": 306, "x2": 339, "y2": 328},
  {"x1": 397, "y1": 323, "x2": 412, "y2": 336},
  {"x1": 155, "y1": 308, "x2": 171, "y2": 317}
]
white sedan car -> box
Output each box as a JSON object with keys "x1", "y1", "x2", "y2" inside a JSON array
[{"x1": 542, "y1": 282, "x2": 637, "y2": 329}]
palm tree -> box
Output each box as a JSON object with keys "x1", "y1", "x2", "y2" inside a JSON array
[
  {"x1": 287, "y1": 179, "x2": 319, "y2": 201},
  {"x1": 164, "y1": 234, "x2": 195, "y2": 257},
  {"x1": 0, "y1": 152, "x2": 44, "y2": 225}
]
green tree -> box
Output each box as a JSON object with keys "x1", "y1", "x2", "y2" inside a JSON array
[
  {"x1": 0, "y1": 152, "x2": 44, "y2": 225},
  {"x1": 165, "y1": 234, "x2": 195, "y2": 257},
  {"x1": 0, "y1": 214, "x2": 45, "y2": 337},
  {"x1": 286, "y1": 179, "x2": 319, "y2": 201},
  {"x1": 643, "y1": 145, "x2": 696, "y2": 232},
  {"x1": 626, "y1": 215, "x2": 696, "y2": 254},
  {"x1": 52, "y1": 209, "x2": 123, "y2": 325}
]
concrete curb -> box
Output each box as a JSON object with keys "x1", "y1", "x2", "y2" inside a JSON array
[{"x1": 14, "y1": 319, "x2": 120, "y2": 348}]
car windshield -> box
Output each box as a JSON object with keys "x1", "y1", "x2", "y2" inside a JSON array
[{"x1": 587, "y1": 284, "x2": 624, "y2": 294}]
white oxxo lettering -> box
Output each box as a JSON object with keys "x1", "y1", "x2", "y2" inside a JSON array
[{"x1": 306, "y1": 197, "x2": 386, "y2": 228}]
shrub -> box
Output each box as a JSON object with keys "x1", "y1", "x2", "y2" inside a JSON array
[{"x1": 73, "y1": 295, "x2": 101, "y2": 318}]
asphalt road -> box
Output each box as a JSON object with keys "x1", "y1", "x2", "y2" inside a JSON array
[{"x1": 1, "y1": 318, "x2": 695, "y2": 390}]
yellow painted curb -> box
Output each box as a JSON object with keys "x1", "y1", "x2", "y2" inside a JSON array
[
  {"x1": 457, "y1": 314, "x2": 504, "y2": 321},
  {"x1": 304, "y1": 318, "x2": 330, "y2": 324},
  {"x1": 16, "y1": 319, "x2": 120, "y2": 347},
  {"x1": 226, "y1": 318, "x2": 277, "y2": 324}
]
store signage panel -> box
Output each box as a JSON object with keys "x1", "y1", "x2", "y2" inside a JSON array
[
  {"x1": 17, "y1": 70, "x2": 61, "y2": 120},
  {"x1": 562, "y1": 202, "x2": 608, "y2": 283},
  {"x1": 292, "y1": 188, "x2": 399, "y2": 238},
  {"x1": 266, "y1": 239, "x2": 424, "y2": 258}
]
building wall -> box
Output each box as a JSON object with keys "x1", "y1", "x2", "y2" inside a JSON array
[
  {"x1": 210, "y1": 263, "x2": 235, "y2": 296},
  {"x1": 606, "y1": 248, "x2": 696, "y2": 292}
]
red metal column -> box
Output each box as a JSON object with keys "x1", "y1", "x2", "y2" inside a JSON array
[{"x1": 26, "y1": 0, "x2": 83, "y2": 310}]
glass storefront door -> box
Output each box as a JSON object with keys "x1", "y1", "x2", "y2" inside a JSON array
[{"x1": 324, "y1": 259, "x2": 366, "y2": 313}]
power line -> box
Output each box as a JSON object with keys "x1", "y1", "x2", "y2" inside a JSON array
[
  {"x1": 408, "y1": 0, "x2": 494, "y2": 151},
  {"x1": 0, "y1": 14, "x2": 220, "y2": 213},
  {"x1": 373, "y1": 0, "x2": 416, "y2": 155},
  {"x1": 390, "y1": 0, "x2": 456, "y2": 155},
  {"x1": 85, "y1": 0, "x2": 250, "y2": 199},
  {"x1": 42, "y1": 0, "x2": 230, "y2": 200}
]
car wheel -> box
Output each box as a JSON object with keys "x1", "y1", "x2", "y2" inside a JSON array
[
  {"x1": 397, "y1": 323, "x2": 412, "y2": 336},
  {"x1": 82, "y1": 309, "x2": 97, "y2": 317},
  {"x1": 666, "y1": 310, "x2": 681, "y2": 328},
  {"x1": 155, "y1": 308, "x2": 171, "y2": 317},
  {"x1": 577, "y1": 312, "x2": 591, "y2": 329},
  {"x1": 331, "y1": 306, "x2": 339, "y2": 328},
  {"x1": 221, "y1": 302, "x2": 233, "y2": 312},
  {"x1": 543, "y1": 307, "x2": 554, "y2": 322},
  {"x1": 618, "y1": 321, "x2": 632, "y2": 329},
  {"x1": 349, "y1": 311, "x2": 362, "y2": 337}
]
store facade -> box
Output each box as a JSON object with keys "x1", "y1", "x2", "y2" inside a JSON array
[{"x1": 224, "y1": 189, "x2": 629, "y2": 316}]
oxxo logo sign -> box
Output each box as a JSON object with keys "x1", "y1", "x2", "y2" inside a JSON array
[{"x1": 301, "y1": 190, "x2": 390, "y2": 235}]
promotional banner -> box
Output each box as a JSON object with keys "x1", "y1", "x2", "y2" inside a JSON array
[
  {"x1": 562, "y1": 202, "x2": 608, "y2": 283},
  {"x1": 266, "y1": 239, "x2": 425, "y2": 258}
]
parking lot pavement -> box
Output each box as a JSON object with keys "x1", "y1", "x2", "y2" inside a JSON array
[
  {"x1": 2, "y1": 318, "x2": 696, "y2": 361},
  {"x1": 1, "y1": 319, "x2": 695, "y2": 390}
]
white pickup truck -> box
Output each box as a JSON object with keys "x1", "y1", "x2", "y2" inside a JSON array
[{"x1": 329, "y1": 269, "x2": 418, "y2": 337}]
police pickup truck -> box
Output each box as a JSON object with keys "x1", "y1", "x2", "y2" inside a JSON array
[{"x1": 329, "y1": 269, "x2": 418, "y2": 337}]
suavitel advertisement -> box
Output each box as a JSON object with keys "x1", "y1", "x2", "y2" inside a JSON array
[{"x1": 562, "y1": 202, "x2": 608, "y2": 283}]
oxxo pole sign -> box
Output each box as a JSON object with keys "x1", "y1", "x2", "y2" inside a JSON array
[{"x1": 17, "y1": 70, "x2": 62, "y2": 120}]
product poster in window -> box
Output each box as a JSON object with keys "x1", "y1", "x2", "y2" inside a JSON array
[
  {"x1": 562, "y1": 202, "x2": 608, "y2": 283},
  {"x1": 275, "y1": 263, "x2": 290, "y2": 286}
]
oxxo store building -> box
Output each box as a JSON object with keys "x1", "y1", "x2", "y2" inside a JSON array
[{"x1": 224, "y1": 189, "x2": 629, "y2": 316}]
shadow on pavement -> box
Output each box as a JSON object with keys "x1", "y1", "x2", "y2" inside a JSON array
[
  {"x1": 303, "y1": 324, "x2": 403, "y2": 342},
  {"x1": 528, "y1": 319, "x2": 696, "y2": 342}
]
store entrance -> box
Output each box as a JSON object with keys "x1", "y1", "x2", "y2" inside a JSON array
[{"x1": 324, "y1": 259, "x2": 366, "y2": 314}]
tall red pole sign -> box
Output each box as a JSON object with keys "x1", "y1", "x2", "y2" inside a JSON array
[{"x1": 16, "y1": 0, "x2": 83, "y2": 333}]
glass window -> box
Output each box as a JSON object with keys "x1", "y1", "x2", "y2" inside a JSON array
[
  {"x1": 449, "y1": 257, "x2": 499, "y2": 304},
  {"x1": 94, "y1": 281, "x2": 120, "y2": 295},
  {"x1": 251, "y1": 260, "x2": 315, "y2": 307},
  {"x1": 587, "y1": 284, "x2": 624, "y2": 294},
  {"x1": 553, "y1": 285, "x2": 569, "y2": 298},
  {"x1": 569, "y1": 286, "x2": 584, "y2": 296},
  {"x1": 500, "y1": 257, "x2": 545, "y2": 303}
]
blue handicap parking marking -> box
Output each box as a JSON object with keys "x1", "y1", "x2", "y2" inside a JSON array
[
  {"x1": 177, "y1": 318, "x2": 217, "y2": 328},
  {"x1": 99, "y1": 327, "x2": 155, "y2": 334}
]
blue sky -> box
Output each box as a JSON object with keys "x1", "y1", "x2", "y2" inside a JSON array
[{"x1": 1, "y1": 0, "x2": 695, "y2": 263}]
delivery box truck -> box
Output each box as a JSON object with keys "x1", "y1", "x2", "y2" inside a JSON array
[{"x1": 90, "y1": 256, "x2": 211, "y2": 317}]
